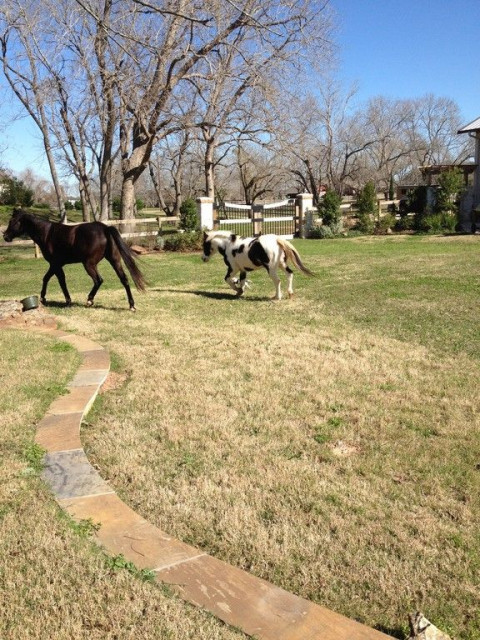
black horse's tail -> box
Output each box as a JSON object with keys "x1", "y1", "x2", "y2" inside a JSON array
[{"x1": 108, "y1": 226, "x2": 147, "y2": 292}]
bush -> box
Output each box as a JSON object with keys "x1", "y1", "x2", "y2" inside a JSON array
[
  {"x1": 309, "y1": 225, "x2": 334, "y2": 239},
  {"x1": 162, "y1": 230, "x2": 203, "y2": 251},
  {"x1": 357, "y1": 181, "x2": 377, "y2": 217},
  {"x1": 375, "y1": 213, "x2": 395, "y2": 235},
  {"x1": 420, "y1": 212, "x2": 457, "y2": 234},
  {"x1": 355, "y1": 212, "x2": 375, "y2": 234},
  {"x1": 179, "y1": 197, "x2": 198, "y2": 231},
  {"x1": 0, "y1": 177, "x2": 34, "y2": 207},
  {"x1": 318, "y1": 189, "x2": 342, "y2": 226},
  {"x1": 394, "y1": 214, "x2": 414, "y2": 232}
]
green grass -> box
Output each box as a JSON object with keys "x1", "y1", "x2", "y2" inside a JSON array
[{"x1": 1, "y1": 234, "x2": 479, "y2": 639}]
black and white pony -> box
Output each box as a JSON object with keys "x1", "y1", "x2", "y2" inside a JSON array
[{"x1": 202, "y1": 231, "x2": 314, "y2": 300}]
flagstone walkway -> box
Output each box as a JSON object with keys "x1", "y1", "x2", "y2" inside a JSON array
[{"x1": 4, "y1": 311, "x2": 392, "y2": 640}]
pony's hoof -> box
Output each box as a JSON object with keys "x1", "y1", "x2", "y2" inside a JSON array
[
  {"x1": 40, "y1": 297, "x2": 47, "y2": 306},
  {"x1": 288, "y1": 292, "x2": 294, "y2": 299},
  {"x1": 235, "y1": 289, "x2": 244, "y2": 297},
  {"x1": 65, "y1": 299, "x2": 72, "y2": 306}
]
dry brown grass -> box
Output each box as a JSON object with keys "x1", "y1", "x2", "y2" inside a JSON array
[
  {"x1": 0, "y1": 328, "x2": 245, "y2": 640},
  {"x1": 1, "y1": 235, "x2": 479, "y2": 639}
]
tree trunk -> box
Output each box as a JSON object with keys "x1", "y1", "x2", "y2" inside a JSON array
[
  {"x1": 120, "y1": 177, "x2": 137, "y2": 219},
  {"x1": 205, "y1": 139, "x2": 215, "y2": 199}
]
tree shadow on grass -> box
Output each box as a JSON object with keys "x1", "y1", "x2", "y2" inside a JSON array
[{"x1": 151, "y1": 287, "x2": 272, "y2": 302}]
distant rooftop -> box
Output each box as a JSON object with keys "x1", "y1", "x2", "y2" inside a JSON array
[{"x1": 458, "y1": 116, "x2": 480, "y2": 133}]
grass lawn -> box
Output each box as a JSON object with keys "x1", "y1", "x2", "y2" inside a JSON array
[{"x1": 1, "y1": 234, "x2": 479, "y2": 639}]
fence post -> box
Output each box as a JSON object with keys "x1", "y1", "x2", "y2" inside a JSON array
[
  {"x1": 196, "y1": 197, "x2": 214, "y2": 230},
  {"x1": 252, "y1": 204, "x2": 262, "y2": 235},
  {"x1": 296, "y1": 193, "x2": 313, "y2": 238}
]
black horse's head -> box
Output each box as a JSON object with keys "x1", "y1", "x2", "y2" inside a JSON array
[{"x1": 3, "y1": 209, "x2": 27, "y2": 242}]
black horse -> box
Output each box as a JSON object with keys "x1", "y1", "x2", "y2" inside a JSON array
[{"x1": 3, "y1": 209, "x2": 146, "y2": 310}]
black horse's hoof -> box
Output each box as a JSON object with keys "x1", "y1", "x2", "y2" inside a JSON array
[
  {"x1": 86, "y1": 299, "x2": 93, "y2": 307},
  {"x1": 40, "y1": 297, "x2": 47, "y2": 306},
  {"x1": 129, "y1": 306, "x2": 136, "y2": 312}
]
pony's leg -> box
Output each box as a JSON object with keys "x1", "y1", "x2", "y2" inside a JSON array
[
  {"x1": 106, "y1": 257, "x2": 136, "y2": 310},
  {"x1": 279, "y1": 250, "x2": 294, "y2": 298},
  {"x1": 225, "y1": 268, "x2": 242, "y2": 295},
  {"x1": 285, "y1": 266, "x2": 294, "y2": 297},
  {"x1": 279, "y1": 263, "x2": 294, "y2": 298},
  {"x1": 268, "y1": 267, "x2": 282, "y2": 300},
  {"x1": 83, "y1": 262, "x2": 104, "y2": 307},
  {"x1": 40, "y1": 266, "x2": 55, "y2": 305},
  {"x1": 55, "y1": 267, "x2": 72, "y2": 305},
  {"x1": 237, "y1": 271, "x2": 248, "y2": 296}
]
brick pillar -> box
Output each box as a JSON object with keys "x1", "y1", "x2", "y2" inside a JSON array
[
  {"x1": 296, "y1": 193, "x2": 313, "y2": 238},
  {"x1": 196, "y1": 197, "x2": 214, "y2": 230}
]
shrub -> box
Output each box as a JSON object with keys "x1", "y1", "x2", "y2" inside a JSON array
[
  {"x1": 435, "y1": 168, "x2": 464, "y2": 214},
  {"x1": 318, "y1": 189, "x2": 342, "y2": 226},
  {"x1": 162, "y1": 230, "x2": 203, "y2": 251},
  {"x1": 179, "y1": 197, "x2": 199, "y2": 231},
  {"x1": 309, "y1": 225, "x2": 334, "y2": 239},
  {"x1": 357, "y1": 181, "x2": 377, "y2": 217},
  {"x1": 375, "y1": 213, "x2": 395, "y2": 235},
  {"x1": 112, "y1": 196, "x2": 121, "y2": 213},
  {"x1": 394, "y1": 214, "x2": 414, "y2": 232},
  {"x1": 0, "y1": 177, "x2": 34, "y2": 207},
  {"x1": 355, "y1": 212, "x2": 375, "y2": 234},
  {"x1": 421, "y1": 212, "x2": 457, "y2": 234}
]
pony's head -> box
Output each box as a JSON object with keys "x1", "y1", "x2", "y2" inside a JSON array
[
  {"x1": 201, "y1": 230, "x2": 233, "y2": 262},
  {"x1": 3, "y1": 209, "x2": 28, "y2": 242}
]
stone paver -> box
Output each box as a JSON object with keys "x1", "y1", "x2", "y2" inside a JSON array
[
  {"x1": 35, "y1": 411, "x2": 83, "y2": 452},
  {"x1": 46, "y1": 384, "x2": 100, "y2": 415},
  {"x1": 43, "y1": 449, "x2": 114, "y2": 500},
  {"x1": 155, "y1": 554, "x2": 389, "y2": 640},
  {"x1": 69, "y1": 369, "x2": 109, "y2": 387},
  {"x1": 60, "y1": 493, "x2": 205, "y2": 571},
  {"x1": 79, "y1": 349, "x2": 110, "y2": 371},
  {"x1": 3, "y1": 314, "x2": 392, "y2": 640}
]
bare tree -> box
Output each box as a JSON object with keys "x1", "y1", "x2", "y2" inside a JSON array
[{"x1": 0, "y1": 2, "x2": 67, "y2": 220}]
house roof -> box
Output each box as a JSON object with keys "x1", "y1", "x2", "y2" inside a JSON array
[{"x1": 458, "y1": 116, "x2": 480, "y2": 133}]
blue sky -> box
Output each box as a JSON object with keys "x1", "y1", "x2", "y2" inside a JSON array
[
  {"x1": 2, "y1": 0, "x2": 480, "y2": 180},
  {"x1": 331, "y1": 0, "x2": 480, "y2": 121}
]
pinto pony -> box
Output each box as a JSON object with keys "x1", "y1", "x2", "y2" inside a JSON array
[
  {"x1": 3, "y1": 209, "x2": 146, "y2": 310},
  {"x1": 202, "y1": 230, "x2": 314, "y2": 300}
]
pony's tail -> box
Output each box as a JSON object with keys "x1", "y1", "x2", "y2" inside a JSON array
[
  {"x1": 108, "y1": 226, "x2": 147, "y2": 292},
  {"x1": 277, "y1": 238, "x2": 315, "y2": 276}
]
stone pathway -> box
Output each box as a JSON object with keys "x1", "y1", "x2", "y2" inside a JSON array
[{"x1": 2, "y1": 306, "x2": 392, "y2": 640}]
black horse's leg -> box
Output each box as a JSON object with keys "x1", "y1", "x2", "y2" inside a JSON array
[
  {"x1": 41, "y1": 265, "x2": 71, "y2": 305},
  {"x1": 40, "y1": 265, "x2": 55, "y2": 305},
  {"x1": 55, "y1": 266, "x2": 72, "y2": 305},
  {"x1": 83, "y1": 262, "x2": 103, "y2": 307},
  {"x1": 106, "y1": 257, "x2": 136, "y2": 310}
]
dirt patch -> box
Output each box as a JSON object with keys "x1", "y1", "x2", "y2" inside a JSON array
[
  {"x1": 0, "y1": 299, "x2": 57, "y2": 329},
  {"x1": 100, "y1": 371, "x2": 128, "y2": 393}
]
